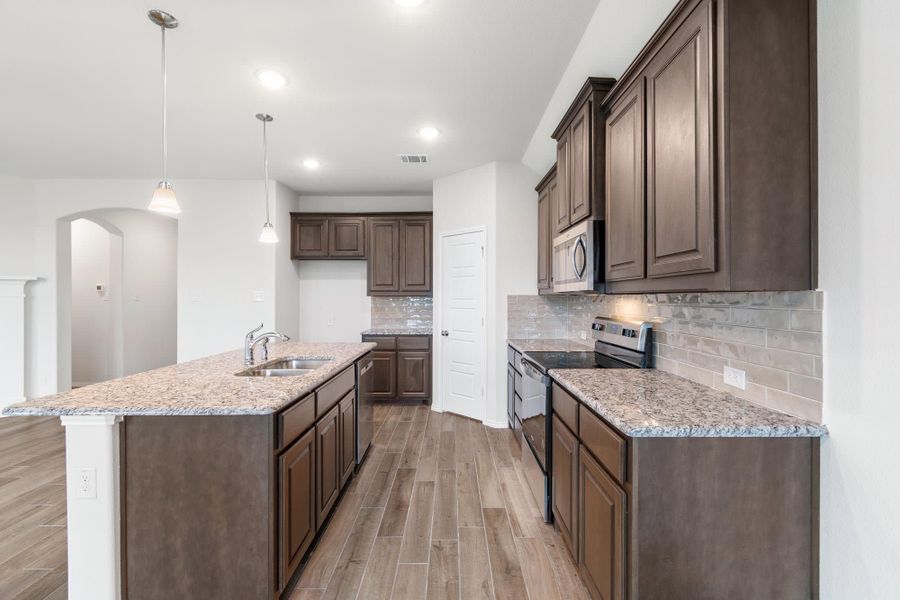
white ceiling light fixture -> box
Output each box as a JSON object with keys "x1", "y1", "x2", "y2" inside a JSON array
[
  {"x1": 302, "y1": 158, "x2": 321, "y2": 170},
  {"x1": 147, "y1": 10, "x2": 181, "y2": 215},
  {"x1": 394, "y1": 0, "x2": 426, "y2": 6},
  {"x1": 255, "y1": 68, "x2": 287, "y2": 89},
  {"x1": 417, "y1": 126, "x2": 441, "y2": 140},
  {"x1": 256, "y1": 113, "x2": 278, "y2": 244}
]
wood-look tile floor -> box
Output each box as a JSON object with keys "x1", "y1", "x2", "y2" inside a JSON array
[
  {"x1": 291, "y1": 403, "x2": 590, "y2": 600},
  {"x1": 0, "y1": 416, "x2": 68, "y2": 600}
]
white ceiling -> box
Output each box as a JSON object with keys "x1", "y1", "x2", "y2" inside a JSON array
[{"x1": 0, "y1": 0, "x2": 600, "y2": 194}]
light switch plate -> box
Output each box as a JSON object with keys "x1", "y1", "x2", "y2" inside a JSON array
[
  {"x1": 723, "y1": 366, "x2": 747, "y2": 390},
  {"x1": 253, "y1": 290, "x2": 265, "y2": 302}
]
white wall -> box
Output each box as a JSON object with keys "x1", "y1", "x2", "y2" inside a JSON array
[
  {"x1": 521, "y1": 0, "x2": 677, "y2": 173},
  {"x1": 70, "y1": 219, "x2": 119, "y2": 386},
  {"x1": 818, "y1": 0, "x2": 900, "y2": 597},
  {"x1": 0, "y1": 176, "x2": 36, "y2": 276},
  {"x1": 294, "y1": 195, "x2": 433, "y2": 342},
  {"x1": 19, "y1": 178, "x2": 292, "y2": 397},
  {"x1": 275, "y1": 182, "x2": 301, "y2": 339},
  {"x1": 433, "y1": 162, "x2": 538, "y2": 426}
]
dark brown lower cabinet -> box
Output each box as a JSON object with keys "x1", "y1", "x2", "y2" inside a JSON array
[
  {"x1": 370, "y1": 351, "x2": 397, "y2": 398},
  {"x1": 315, "y1": 403, "x2": 341, "y2": 528},
  {"x1": 279, "y1": 428, "x2": 316, "y2": 591},
  {"x1": 579, "y1": 446, "x2": 625, "y2": 600},
  {"x1": 550, "y1": 381, "x2": 819, "y2": 600},
  {"x1": 551, "y1": 415, "x2": 579, "y2": 561},
  {"x1": 339, "y1": 391, "x2": 355, "y2": 487},
  {"x1": 397, "y1": 351, "x2": 430, "y2": 398}
]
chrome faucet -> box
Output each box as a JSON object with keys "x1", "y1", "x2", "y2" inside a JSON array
[{"x1": 244, "y1": 323, "x2": 290, "y2": 365}]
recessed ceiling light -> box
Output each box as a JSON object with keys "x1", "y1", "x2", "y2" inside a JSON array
[
  {"x1": 394, "y1": 0, "x2": 426, "y2": 6},
  {"x1": 254, "y1": 68, "x2": 287, "y2": 89},
  {"x1": 417, "y1": 126, "x2": 441, "y2": 140},
  {"x1": 302, "y1": 158, "x2": 321, "y2": 170}
]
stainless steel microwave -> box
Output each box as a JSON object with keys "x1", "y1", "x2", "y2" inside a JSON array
[{"x1": 551, "y1": 220, "x2": 604, "y2": 293}]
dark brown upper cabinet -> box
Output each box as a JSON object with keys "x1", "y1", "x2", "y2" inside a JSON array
[
  {"x1": 552, "y1": 77, "x2": 617, "y2": 235},
  {"x1": 399, "y1": 218, "x2": 432, "y2": 294},
  {"x1": 601, "y1": 0, "x2": 817, "y2": 293},
  {"x1": 292, "y1": 216, "x2": 329, "y2": 259},
  {"x1": 367, "y1": 214, "x2": 433, "y2": 297},
  {"x1": 367, "y1": 218, "x2": 401, "y2": 294},
  {"x1": 535, "y1": 165, "x2": 556, "y2": 293},
  {"x1": 291, "y1": 214, "x2": 366, "y2": 260},
  {"x1": 605, "y1": 80, "x2": 646, "y2": 282},
  {"x1": 329, "y1": 217, "x2": 367, "y2": 258}
]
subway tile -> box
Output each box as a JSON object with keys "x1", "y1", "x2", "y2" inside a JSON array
[
  {"x1": 657, "y1": 343, "x2": 691, "y2": 363},
  {"x1": 730, "y1": 308, "x2": 791, "y2": 329},
  {"x1": 767, "y1": 329, "x2": 822, "y2": 355},
  {"x1": 766, "y1": 389, "x2": 823, "y2": 423},
  {"x1": 743, "y1": 346, "x2": 818, "y2": 376},
  {"x1": 790, "y1": 310, "x2": 823, "y2": 332},
  {"x1": 788, "y1": 373, "x2": 823, "y2": 402},
  {"x1": 687, "y1": 351, "x2": 729, "y2": 373},
  {"x1": 728, "y1": 360, "x2": 790, "y2": 391},
  {"x1": 711, "y1": 377, "x2": 768, "y2": 407},
  {"x1": 698, "y1": 338, "x2": 749, "y2": 361},
  {"x1": 654, "y1": 356, "x2": 678, "y2": 374},
  {"x1": 675, "y1": 362, "x2": 717, "y2": 388}
]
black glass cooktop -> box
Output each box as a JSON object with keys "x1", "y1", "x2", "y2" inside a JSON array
[{"x1": 523, "y1": 351, "x2": 635, "y2": 373}]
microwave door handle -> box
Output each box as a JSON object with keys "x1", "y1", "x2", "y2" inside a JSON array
[{"x1": 573, "y1": 236, "x2": 587, "y2": 280}]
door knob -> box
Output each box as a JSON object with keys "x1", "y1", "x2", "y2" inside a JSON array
[{"x1": 441, "y1": 330, "x2": 449, "y2": 337}]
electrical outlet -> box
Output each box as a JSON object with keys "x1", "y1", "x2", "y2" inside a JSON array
[
  {"x1": 723, "y1": 366, "x2": 747, "y2": 390},
  {"x1": 579, "y1": 331, "x2": 587, "y2": 340},
  {"x1": 77, "y1": 468, "x2": 97, "y2": 499}
]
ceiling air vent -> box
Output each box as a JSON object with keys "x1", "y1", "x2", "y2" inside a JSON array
[{"x1": 399, "y1": 154, "x2": 429, "y2": 164}]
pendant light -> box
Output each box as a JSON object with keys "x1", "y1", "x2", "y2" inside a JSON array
[
  {"x1": 147, "y1": 10, "x2": 181, "y2": 214},
  {"x1": 256, "y1": 113, "x2": 278, "y2": 244}
]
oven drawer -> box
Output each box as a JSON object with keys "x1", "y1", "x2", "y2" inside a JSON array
[
  {"x1": 552, "y1": 382, "x2": 578, "y2": 434},
  {"x1": 579, "y1": 404, "x2": 627, "y2": 484}
]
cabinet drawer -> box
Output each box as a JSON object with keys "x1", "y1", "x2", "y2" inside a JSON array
[
  {"x1": 317, "y1": 366, "x2": 355, "y2": 417},
  {"x1": 552, "y1": 382, "x2": 579, "y2": 434},
  {"x1": 362, "y1": 335, "x2": 397, "y2": 351},
  {"x1": 278, "y1": 394, "x2": 315, "y2": 450},
  {"x1": 579, "y1": 405, "x2": 626, "y2": 484},
  {"x1": 397, "y1": 335, "x2": 430, "y2": 350}
]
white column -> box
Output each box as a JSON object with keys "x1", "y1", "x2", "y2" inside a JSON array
[
  {"x1": 0, "y1": 276, "x2": 37, "y2": 412},
  {"x1": 60, "y1": 415, "x2": 123, "y2": 600}
]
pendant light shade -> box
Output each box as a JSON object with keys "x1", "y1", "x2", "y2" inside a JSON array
[
  {"x1": 256, "y1": 113, "x2": 278, "y2": 244},
  {"x1": 149, "y1": 182, "x2": 180, "y2": 214},
  {"x1": 147, "y1": 10, "x2": 180, "y2": 215}
]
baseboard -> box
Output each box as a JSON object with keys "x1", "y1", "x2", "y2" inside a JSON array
[{"x1": 482, "y1": 419, "x2": 508, "y2": 429}]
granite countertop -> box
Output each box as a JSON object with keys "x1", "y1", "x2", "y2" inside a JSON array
[
  {"x1": 507, "y1": 338, "x2": 594, "y2": 354},
  {"x1": 362, "y1": 328, "x2": 433, "y2": 336},
  {"x1": 549, "y1": 368, "x2": 828, "y2": 438},
  {"x1": 2, "y1": 342, "x2": 375, "y2": 417}
]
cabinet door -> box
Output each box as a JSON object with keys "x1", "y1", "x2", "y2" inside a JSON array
[
  {"x1": 279, "y1": 428, "x2": 316, "y2": 590},
  {"x1": 367, "y1": 219, "x2": 401, "y2": 294},
  {"x1": 537, "y1": 183, "x2": 552, "y2": 292},
  {"x1": 329, "y1": 217, "x2": 366, "y2": 258},
  {"x1": 370, "y1": 351, "x2": 397, "y2": 398},
  {"x1": 552, "y1": 415, "x2": 579, "y2": 561},
  {"x1": 315, "y1": 404, "x2": 341, "y2": 528},
  {"x1": 605, "y1": 80, "x2": 646, "y2": 282},
  {"x1": 579, "y1": 446, "x2": 625, "y2": 600},
  {"x1": 292, "y1": 217, "x2": 329, "y2": 259},
  {"x1": 555, "y1": 133, "x2": 571, "y2": 233},
  {"x1": 399, "y1": 218, "x2": 432, "y2": 294},
  {"x1": 645, "y1": 0, "x2": 715, "y2": 278},
  {"x1": 569, "y1": 102, "x2": 592, "y2": 225},
  {"x1": 338, "y1": 391, "x2": 355, "y2": 487},
  {"x1": 397, "y1": 351, "x2": 430, "y2": 398}
]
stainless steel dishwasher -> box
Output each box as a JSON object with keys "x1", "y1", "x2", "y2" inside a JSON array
[{"x1": 356, "y1": 354, "x2": 375, "y2": 465}]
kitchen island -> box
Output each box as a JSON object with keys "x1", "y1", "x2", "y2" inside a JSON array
[{"x1": 3, "y1": 341, "x2": 375, "y2": 600}]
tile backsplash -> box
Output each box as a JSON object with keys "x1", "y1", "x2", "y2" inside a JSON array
[
  {"x1": 371, "y1": 296, "x2": 433, "y2": 329},
  {"x1": 508, "y1": 292, "x2": 824, "y2": 423}
]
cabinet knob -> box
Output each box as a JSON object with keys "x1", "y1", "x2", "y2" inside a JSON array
[{"x1": 441, "y1": 330, "x2": 449, "y2": 337}]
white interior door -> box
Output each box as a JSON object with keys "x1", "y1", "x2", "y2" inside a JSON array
[{"x1": 439, "y1": 228, "x2": 486, "y2": 421}]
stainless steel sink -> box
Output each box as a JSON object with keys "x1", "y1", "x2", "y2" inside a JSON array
[{"x1": 237, "y1": 357, "x2": 333, "y2": 377}]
